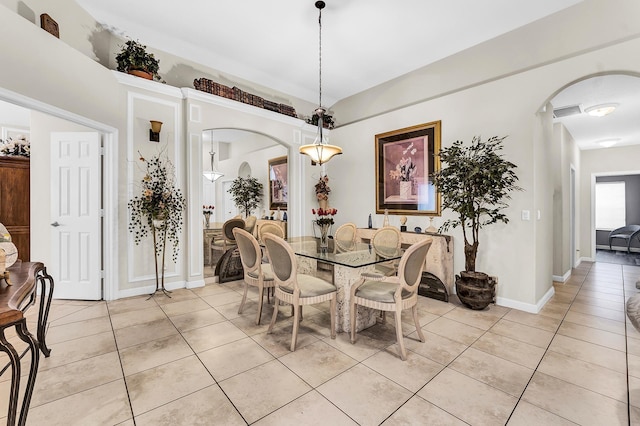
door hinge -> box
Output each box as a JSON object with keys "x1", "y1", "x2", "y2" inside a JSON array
[
  {"x1": 100, "y1": 147, "x2": 105, "y2": 156},
  {"x1": 100, "y1": 209, "x2": 105, "y2": 217},
  {"x1": 100, "y1": 270, "x2": 105, "y2": 279}
]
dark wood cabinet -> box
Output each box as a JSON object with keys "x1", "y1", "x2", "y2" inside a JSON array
[{"x1": 0, "y1": 156, "x2": 30, "y2": 261}]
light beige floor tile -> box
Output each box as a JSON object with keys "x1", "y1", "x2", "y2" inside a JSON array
[
  {"x1": 107, "y1": 295, "x2": 157, "y2": 315},
  {"x1": 49, "y1": 303, "x2": 109, "y2": 326},
  {"x1": 363, "y1": 349, "x2": 443, "y2": 392},
  {"x1": 417, "y1": 298, "x2": 456, "y2": 316},
  {"x1": 134, "y1": 384, "x2": 245, "y2": 426},
  {"x1": 577, "y1": 289, "x2": 623, "y2": 302},
  {"x1": 153, "y1": 288, "x2": 198, "y2": 305},
  {"x1": 39, "y1": 331, "x2": 117, "y2": 371},
  {"x1": 573, "y1": 296, "x2": 624, "y2": 311},
  {"x1": 254, "y1": 390, "x2": 358, "y2": 426},
  {"x1": 538, "y1": 301, "x2": 571, "y2": 320},
  {"x1": 251, "y1": 325, "x2": 319, "y2": 358},
  {"x1": 404, "y1": 329, "x2": 467, "y2": 365},
  {"x1": 214, "y1": 301, "x2": 246, "y2": 320},
  {"x1": 322, "y1": 332, "x2": 385, "y2": 361},
  {"x1": 502, "y1": 309, "x2": 561, "y2": 332},
  {"x1": 110, "y1": 305, "x2": 167, "y2": 330},
  {"x1": 507, "y1": 400, "x2": 578, "y2": 425},
  {"x1": 549, "y1": 334, "x2": 627, "y2": 373},
  {"x1": 628, "y1": 353, "x2": 640, "y2": 379},
  {"x1": 562, "y1": 310, "x2": 626, "y2": 336},
  {"x1": 191, "y1": 282, "x2": 237, "y2": 297},
  {"x1": 557, "y1": 321, "x2": 626, "y2": 351},
  {"x1": 26, "y1": 379, "x2": 131, "y2": 426},
  {"x1": 229, "y1": 311, "x2": 275, "y2": 336},
  {"x1": 45, "y1": 315, "x2": 112, "y2": 345},
  {"x1": 537, "y1": 351, "x2": 627, "y2": 402},
  {"x1": 629, "y1": 376, "x2": 640, "y2": 408},
  {"x1": 472, "y1": 331, "x2": 546, "y2": 369},
  {"x1": 126, "y1": 355, "x2": 215, "y2": 416},
  {"x1": 522, "y1": 372, "x2": 628, "y2": 425},
  {"x1": 631, "y1": 406, "x2": 640, "y2": 426},
  {"x1": 317, "y1": 364, "x2": 412, "y2": 426},
  {"x1": 119, "y1": 334, "x2": 193, "y2": 376},
  {"x1": 568, "y1": 302, "x2": 625, "y2": 322},
  {"x1": 202, "y1": 291, "x2": 243, "y2": 308},
  {"x1": 418, "y1": 368, "x2": 517, "y2": 425},
  {"x1": 629, "y1": 337, "x2": 640, "y2": 357},
  {"x1": 442, "y1": 307, "x2": 503, "y2": 330},
  {"x1": 449, "y1": 347, "x2": 533, "y2": 397},
  {"x1": 220, "y1": 359, "x2": 312, "y2": 424},
  {"x1": 181, "y1": 320, "x2": 246, "y2": 353},
  {"x1": 423, "y1": 317, "x2": 485, "y2": 345},
  {"x1": 114, "y1": 317, "x2": 179, "y2": 350},
  {"x1": 401, "y1": 306, "x2": 439, "y2": 328},
  {"x1": 169, "y1": 308, "x2": 227, "y2": 332},
  {"x1": 159, "y1": 297, "x2": 210, "y2": 317},
  {"x1": 382, "y1": 395, "x2": 467, "y2": 425},
  {"x1": 280, "y1": 340, "x2": 357, "y2": 387},
  {"x1": 32, "y1": 351, "x2": 123, "y2": 406},
  {"x1": 199, "y1": 337, "x2": 274, "y2": 381},
  {"x1": 550, "y1": 292, "x2": 576, "y2": 304},
  {"x1": 489, "y1": 318, "x2": 555, "y2": 348}
]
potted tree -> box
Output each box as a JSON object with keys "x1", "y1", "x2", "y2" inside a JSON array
[
  {"x1": 432, "y1": 135, "x2": 521, "y2": 310},
  {"x1": 128, "y1": 151, "x2": 185, "y2": 295},
  {"x1": 115, "y1": 39, "x2": 161, "y2": 81},
  {"x1": 229, "y1": 176, "x2": 263, "y2": 218}
]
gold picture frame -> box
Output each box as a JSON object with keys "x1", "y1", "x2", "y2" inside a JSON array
[
  {"x1": 375, "y1": 121, "x2": 441, "y2": 215},
  {"x1": 268, "y1": 156, "x2": 288, "y2": 209}
]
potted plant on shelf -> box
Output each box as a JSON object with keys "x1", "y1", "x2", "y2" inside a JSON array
[
  {"x1": 115, "y1": 39, "x2": 161, "y2": 81},
  {"x1": 229, "y1": 176, "x2": 263, "y2": 218},
  {"x1": 128, "y1": 151, "x2": 185, "y2": 295},
  {"x1": 432, "y1": 135, "x2": 521, "y2": 310}
]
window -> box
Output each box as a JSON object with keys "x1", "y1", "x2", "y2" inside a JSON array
[{"x1": 595, "y1": 181, "x2": 625, "y2": 230}]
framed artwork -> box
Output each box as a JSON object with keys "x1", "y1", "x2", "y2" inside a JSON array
[
  {"x1": 375, "y1": 121, "x2": 441, "y2": 215},
  {"x1": 268, "y1": 156, "x2": 288, "y2": 209},
  {"x1": 2, "y1": 127, "x2": 29, "y2": 141}
]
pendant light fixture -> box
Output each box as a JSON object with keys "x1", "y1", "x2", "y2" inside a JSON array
[
  {"x1": 203, "y1": 130, "x2": 224, "y2": 181},
  {"x1": 299, "y1": 0, "x2": 342, "y2": 165}
]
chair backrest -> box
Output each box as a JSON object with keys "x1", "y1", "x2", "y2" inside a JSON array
[
  {"x1": 244, "y1": 215, "x2": 257, "y2": 234},
  {"x1": 233, "y1": 227, "x2": 261, "y2": 275},
  {"x1": 258, "y1": 222, "x2": 285, "y2": 242},
  {"x1": 334, "y1": 222, "x2": 357, "y2": 252},
  {"x1": 263, "y1": 233, "x2": 297, "y2": 293},
  {"x1": 397, "y1": 239, "x2": 432, "y2": 293},
  {"x1": 223, "y1": 218, "x2": 246, "y2": 241},
  {"x1": 372, "y1": 226, "x2": 401, "y2": 258},
  {"x1": 612, "y1": 225, "x2": 640, "y2": 235}
]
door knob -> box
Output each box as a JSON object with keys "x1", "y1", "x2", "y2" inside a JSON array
[{"x1": 51, "y1": 221, "x2": 60, "y2": 227}]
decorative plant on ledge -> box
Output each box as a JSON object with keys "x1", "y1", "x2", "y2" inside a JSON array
[
  {"x1": 128, "y1": 151, "x2": 185, "y2": 295},
  {"x1": 229, "y1": 176, "x2": 263, "y2": 218},
  {"x1": 116, "y1": 39, "x2": 161, "y2": 81},
  {"x1": 432, "y1": 135, "x2": 521, "y2": 309},
  {"x1": 0, "y1": 135, "x2": 30, "y2": 157}
]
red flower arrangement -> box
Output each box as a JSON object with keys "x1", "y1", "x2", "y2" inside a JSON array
[{"x1": 312, "y1": 207, "x2": 337, "y2": 226}]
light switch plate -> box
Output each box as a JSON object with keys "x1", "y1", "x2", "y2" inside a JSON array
[{"x1": 522, "y1": 210, "x2": 530, "y2": 221}]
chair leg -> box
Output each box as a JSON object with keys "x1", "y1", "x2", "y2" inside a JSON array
[
  {"x1": 267, "y1": 297, "x2": 280, "y2": 334},
  {"x1": 291, "y1": 304, "x2": 300, "y2": 351},
  {"x1": 350, "y1": 300, "x2": 357, "y2": 344},
  {"x1": 412, "y1": 305, "x2": 425, "y2": 342},
  {"x1": 238, "y1": 282, "x2": 249, "y2": 314},
  {"x1": 255, "y1": 286, "x2": 264, "y2": 325},
  {"x1": 395, "y1": 307, "x2": 407, "y2": 361},
  {"x1": 329, "y1": 296, "x2": 336, "y2": 340}
]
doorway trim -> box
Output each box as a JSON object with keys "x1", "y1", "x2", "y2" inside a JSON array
[{"x1": 0, "y1": 86, "x2": 119, "y2": 301}]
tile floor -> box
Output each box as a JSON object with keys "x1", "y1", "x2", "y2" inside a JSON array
[{"x1": 2, "y1": 260, "x2": 640, "y2": 425}]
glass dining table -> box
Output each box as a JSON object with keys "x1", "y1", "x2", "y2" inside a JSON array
[{"x1": 284, "y1": 236, "x2": 403, "y2": 333}]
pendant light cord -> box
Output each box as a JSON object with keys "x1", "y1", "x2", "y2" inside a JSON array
[{"x1": 318, "y1": 2, "x2": 322, "y2": 109}]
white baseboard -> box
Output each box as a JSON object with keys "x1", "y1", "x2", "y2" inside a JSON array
[
  {"x1": 580, "y1": 256, "x2": 595, "y2": 263},
  {"x1": 552, "y1": 270, "x2": 572, "y2": 283},
  {"x1": 496, "y1": 285, "x2": 555, "y2": 314},
  {"x1": 117, "y1": 280, "x2": 187, "y2": 299},
  {"x1": 186, "y1": 279, "x2": 205, "y2": 289},
  {"x1": 596, "y1": 244, "x2": 640, "y2": 253}
]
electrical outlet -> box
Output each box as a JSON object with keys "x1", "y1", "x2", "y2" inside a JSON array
[{"x1": 521, "y1": 210, "x2": 530, "y2": 221}]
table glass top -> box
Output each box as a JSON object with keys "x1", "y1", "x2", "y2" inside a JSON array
[{"x1": 286, "y1": 237, "x2": 403, "y2": 268}]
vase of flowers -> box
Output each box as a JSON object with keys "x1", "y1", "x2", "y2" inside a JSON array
[
  {"x1": 0, "y1": 135, "x2": 30, "y2": 158},
  {"x1": 315, "y1": 174, "x2": 331, "y2": 210},
  {"x1": 389, "y1": 142, "x2": 417, "y2": 198},
  {"x1": 203, "y1": 205, "x2": 214, "y2": 228},
  {"x1": 313, "y1": 207, "x2": 337, "y2": 251},
  {"x1": 128, "y1": 151, "x2": 186, "y2": 296}
]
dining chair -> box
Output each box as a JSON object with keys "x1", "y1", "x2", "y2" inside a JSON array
[
  {"x1": 257, "y1": 221, "x2": 285, "y2": 243},
  {"x1": 263, "y1": 233, "x2": 337, "y2": 351},
  {"x1": 244, "y1": 215, "x2": 257, "y2": 236},
  {"x1": 210, "y1": 218, "x2": 245, "y2": 266},
  {"x1": 233, "y1": 228, "x2": 275, "y2": 325},
  {"x1": 371, "y1": 226, "x2": 402, "y2": 275},
  {"x1": 350, "y1": 238, "x2": 432, "y2": 360},
  {"x1": 333, "y1": 222, "x2": 357, "y2": 253}
]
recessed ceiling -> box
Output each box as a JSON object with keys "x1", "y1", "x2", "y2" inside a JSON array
[
  {"x1": 551, "y1": 74, "x2": 640, "y2": 150},
  {"x1": 75, "y1": 0, "x2": 582, "y2": 105}
]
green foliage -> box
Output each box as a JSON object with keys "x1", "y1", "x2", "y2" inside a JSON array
[
  {"x1": 229, "y1": 176, "x2": 263, "y2": 218},
  {"x1": 128, "y1": 152, "x2": 186, "y2": 261},
  {"x1": 115, "y1": 39, "x2": 161, "y2": 80},
  {"x1": 432, "y1": 135, "x2": 521, "y2": 271}
]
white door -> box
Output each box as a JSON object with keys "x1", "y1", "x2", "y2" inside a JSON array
[
  {"x1": 223, "y1": 180, "x2": 235, "y2": 221},
  {"x1": 50, "y1": 132, "x2": 102, "y2": 300}
]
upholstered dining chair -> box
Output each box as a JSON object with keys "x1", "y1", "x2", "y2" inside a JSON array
[
  {"x1": 210, "y1": 218, "x2": 245, "y2": 266},
  {"x1": 350, "y1": 238, "x2": 432, "y2": 360},
  {"x1": 233, "y1": 228, "x2": 275, "y2": 325},
  {"x1": 333, "y1": 222, "x2": 357, "y2": 253},
  {"x1": 263, "y1": 233, "x2": 337, "y2": 351},
  {"x1": 257, "y1": 221, "x2": 285, "y2": 243},
  {"x1": 371, "y1": 226, "x2": 402, "y2": 275},
  {"x1": 244, "y1": 215, "x2": 257, "y2": 236}
]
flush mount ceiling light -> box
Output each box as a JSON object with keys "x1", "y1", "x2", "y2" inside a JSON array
[
  {"x1": 299, "y1": 1, "x2": 342, "y2": 166},
  {"x1": 597, "y1": 138, "x2": 621, "y2": 148},
  {"x1": 585, "y1": 103, "x2": 618, "y2": 117},
  {"x1": 203, "y1": 130, "x2": 224, "y2": 181}
]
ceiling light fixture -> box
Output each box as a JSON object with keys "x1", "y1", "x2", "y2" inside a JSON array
[
  {"x1": 203, "y1": 130, "x2": 224, "y2": 181},
  {"x1": 585, "y1": 103, "x2": 618, "y2": 117},
  {"x1": 597, "y1": 138, "x2": 621, "y2": 148},
  {"x1": 299, "y1": 1, "x2": 342, "y2": 166}
]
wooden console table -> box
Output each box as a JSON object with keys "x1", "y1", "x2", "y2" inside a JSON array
[{"x1": 356, "y1": 228, "x2": 454, "y2": 293}]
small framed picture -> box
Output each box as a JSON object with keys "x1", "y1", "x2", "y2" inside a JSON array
[
  {"x1": 268, "y1": 156, "x2": 288, "y2": 209},
  {"x1": 2, "y1": 127, "x2": 29, "y2": 141}
]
